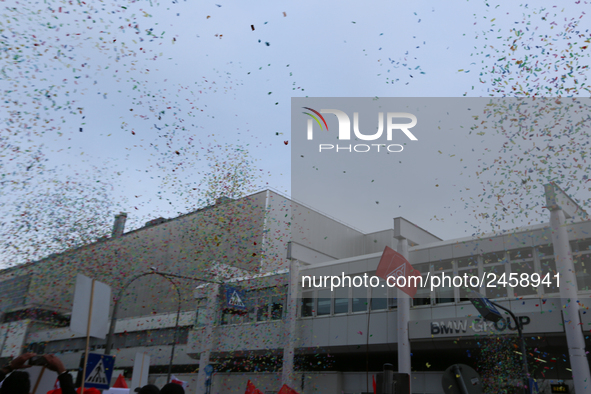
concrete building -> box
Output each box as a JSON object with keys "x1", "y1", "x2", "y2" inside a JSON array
[{"x1": 1, "y1": 186, "x2": 590, "y2": 393}]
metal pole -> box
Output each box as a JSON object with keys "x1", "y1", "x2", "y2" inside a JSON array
[
  {"x1": 452, "y1": 365, "x2": 470, "y2": 394},
  {"x1": 396, "y1": 237, "x2": 411, "y2": 386},
  {"x1": 105, "y1": 272, "x2": 155, "y2": 355},
  {"x1": 104, "y1": 271, "x2": 221, "y2": 355},
  {"x1": 155, "y1": 273, "x2": 182, "y2": 384},
  {"x1": 491, "y1": 301, "x2": 529, "y2": 394}
]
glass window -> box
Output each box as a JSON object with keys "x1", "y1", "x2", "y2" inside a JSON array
[
  {"x1": 483, "y1": 265, "x2": 507, "y2": 299},
  {"x1": 540, "y1": 258, "x2": 559, "y2": 295},
  {"x1": 222, "y1": 310, "x2": 247, "y2": 325},
  {"x1": 333, "y1": 286, "x2": 349, "y2": 314},
  {"x1": 483, "y1": 252, "x2": 506, "y2": 265},
  {"x1": 413, "y1": 263, "x2": 429, "y2": 275},
  {"x1": 510, "y1": 260, "x2": 537, "y2": 297},
  {"x1": 574, "y1": 253, "x2": 591, "y2": 291},
  {"x1": 458, "y1": 267, "x2": 480, "y2": 302},
  {"x1": 352, "y1": 286, "x2": 368, "y2": 312},
  {"x1": 388, "y1": 296, "x2": 398, "y2": 309},
  {"x1": 537, "y1": 245, "x2": 554, "y2": 259},
  {"x1": 508, "y1": 248, "x2": 533, "y2": 261},
  {"x1": 457, "y1": 256, "x2": 478, "y2": 268},
  {"x1": 434, "y1": 272, "x2": 454, "y2": 304},
  {"x1": 301, "y1": 291, "x2": 314, "y2": 317},
  {"x1": 413, "y1": 274, "x2": 431, "y2": 306},
  {"x1": 579, "y1": 239, "x2": 591, "y2": 252},
  {"x1": 270, "y1": 295, "x2": 284, "y2": 320},
  {"x1": 371, "y1": 279, "x2": 387, "y2": 310},
  {"x1": 125, "y1": 331, "x2": 147, "y2": 348},
  {"x1": 317, "y1": 289, "x2": 331, "y2": 316},
  {"x1": 256, "y1": 297, "x2": 270, "y2": 321},
  {"x1": 432, "y1": 260, "x2": 453, "y2": 271}
]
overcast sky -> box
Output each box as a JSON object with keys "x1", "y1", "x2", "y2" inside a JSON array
[{"x1": 3, "y1": 0, "x2": 591, "y2": 246}]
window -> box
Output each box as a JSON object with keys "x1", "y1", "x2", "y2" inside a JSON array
[
  {"x1": 456, "y1": 256, "x2": 478, "y2": 269},
  {"x1": 388, "y1": 296, "x2": 397, "y2": 309},
  {"x1": 333, "y1": 285, "x2": 349, "y2": 314},
  {"x1": 574, "y1": 253, "x2": 591, "y2": 291},
  {"x1": 539, "y1": 256, "x2": 558, "y2": 295},
  {"x1": 301, "y1": 291, "x2": 314, "y2": 317},
  {"x1": 252, "y1": 288, "x2": 286, "y2": 322},
  {"x1": 483, "y1": 251, "x2": 506, "y2": 265},
  {"x1": 458, "y1": 266, "x2": 480, "y2": 302},
  {"x1": 370, "y1": 278, "x2": 388, "y2": 310},
  {"x1": 508, "y1": 248, "x2": 537, "y2": 297},
  {"x1": 434, "y1": 272, "x2": 454, "y2": 304},
  {"x1": 316, "y1": 289, "x2": 331, "y2": 316},
  {"x1": 270, "y1": 296, "x2": 284, "y2": 320},
  {"x1": 221, "y1": 310, "x2": 247, "y2": 325},
  {"x1": 510, "y1": 261, "x2": 537, "y2": 297},
  {"x1": 483, "y1": 263, "x2": 507, "y2": 300},
  {"x1": 219, "y1": 287, "x2": 286, "y2": 324},
  {"x1": 433, "y1": 260, "x2": 454, "y2": 304},
  {"x1": 256, "y1": 297, "x2": 271, "y2": 321},
  {"x1": 352, "y1": 285, "x2": 368, "y2": 312},
  {"x1": 413, "y1": 273, "x2": 431, "y2": 306}
]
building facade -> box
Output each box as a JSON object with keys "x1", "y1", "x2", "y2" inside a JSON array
[{"x1": 1, "y1": 186, "x2": 590, "y2": 393}]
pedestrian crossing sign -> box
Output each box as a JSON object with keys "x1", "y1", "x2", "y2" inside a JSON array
[
  {"x1": 84, "y1": 353, "x2": 115, "y2": 390},
  {"x1": 225, "y1": 286, "x2": 247, "y2": 312}
]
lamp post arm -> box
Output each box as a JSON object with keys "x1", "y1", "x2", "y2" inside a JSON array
[
  {"x1": 104, "y1": 271, "x2": 222, "y2": 355},
  {"x1": 104, "y1": 272, "x2": 157, "y2": 355}
]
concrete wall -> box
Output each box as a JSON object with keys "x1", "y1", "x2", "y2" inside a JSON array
[{"x1": 0, "y1": 193, "x2": 269, "y2": 319}]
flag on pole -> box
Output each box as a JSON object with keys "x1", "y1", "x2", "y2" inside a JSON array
[
  {"x1": 278, "y1": 384, "x2": 299, "y2": 394},
  {"x1": 245, "y1": 380, "x2": 263, "y2": 394},
  {"x1": 376, "y1": 246, "x2": 421, "y2": 298},
  {"x1": 170, "y1": 375, "x2": 187, "y2": 389},
  {"x1": 113, "y1": 374, "x2": 128, "y2": 388}
]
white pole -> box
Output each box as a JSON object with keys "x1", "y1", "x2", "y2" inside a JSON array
[
  {"x1": 281, "y1": 259, "x2": 299, "y2": 388},
  {"x1": 80, "y1": 279, "x2": 95, "y2": 394},
  {"x1": 397, "y1": 238, "x2": 411, "y2": 389},
  {"x1": 549, "y1": 209, "x2": 591, "y2": 392},
  {"x1": 196, "y1": 283, "x2": 219, "y2": 394}
]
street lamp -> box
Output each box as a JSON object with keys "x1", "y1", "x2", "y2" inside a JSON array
[
  {"x1": 469, "y1": 292, "x2": 529, "y2": 394},
  {"x1": 104, "y1": 270, "x2": 221, "y2": 383}
]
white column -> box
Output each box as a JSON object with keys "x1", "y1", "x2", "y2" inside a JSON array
[
  {"x1": 196, "y1": 283, "x2": 219, "y2": 393},
  {"x1": 549, "y1": 209, "x2": 591, "y2": 392},
  {"x1": 397, "y1": 238, "x2": 411, "y2": 386},
  {"x1": 282, "y1": 259, "x2": 300, "y2": 388}
]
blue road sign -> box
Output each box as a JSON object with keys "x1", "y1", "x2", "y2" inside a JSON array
[
  {"x1": 469, "y1": 291, "x2": 503, "y2": 323},
  {"x1": 84, "y1": 353, "x2": 115, "y2": 390},
  {"x1": 224, "y1": 286, "x2": 247, "y2": 312}
]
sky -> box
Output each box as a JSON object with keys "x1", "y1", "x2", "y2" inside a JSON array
[{"x1": 2, "y1": 0, "x2": 591, "y2": 264}]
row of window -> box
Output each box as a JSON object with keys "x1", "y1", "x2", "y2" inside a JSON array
[
  {"x1": 299, "y1": 242, "x2": 591, "y2": 317},
  {"x1": 195, "y1": 287, "x2": 288, "y2": 327},
  {"x1": 26, "y1": 327, "x2": 190, "y2": 354}
]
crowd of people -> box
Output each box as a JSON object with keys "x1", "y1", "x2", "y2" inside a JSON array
[{"x1": 0, "y1": 353, "x2": 185, "y2": 394}]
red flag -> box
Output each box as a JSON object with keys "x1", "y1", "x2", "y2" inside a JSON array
[
  {"x1": 245, "y1": 380, "x2": 264, "y2": 394},
  {"x1": 76, "y1": 389, "x2": 101, "y2": 394},
  {"x1": 113, "y1": 374, "x2": 128, "y2": 388},
  {"x1": 376, "y1": 246, "x2": 421, "y2": 298},
  {"x1": 373, "y1": 375, "x2": 377, "y2": 394},
  {"x1": 278, "y1": 384, "x2": 299, "y2": 394}
]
